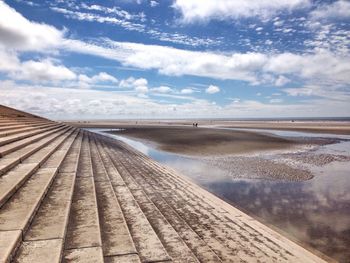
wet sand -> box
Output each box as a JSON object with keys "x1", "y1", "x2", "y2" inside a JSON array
[
  {"x1": 217, "y1": 121, "x2": 350, "y2": 135},
  {"x1": 104, "y1": 125, "x2": 346, "y2": 182},
  {"x1": 107, "y1": 127, "x2": 310, "y2": 156}
]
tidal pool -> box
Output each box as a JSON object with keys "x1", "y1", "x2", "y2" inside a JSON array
[{"x1": 89, "y1": 128, "x2": 350, "y2": 262}]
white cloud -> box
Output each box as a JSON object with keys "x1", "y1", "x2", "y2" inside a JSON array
[
  {"x1": 62, "y1": 38, "x2": 350, "y2": 85},
  {"x1": 230, "y1": 97, "x2": 240, "y2": 103},
  {"x1": 0, "y1": 83, "x2": 155, "y2": 119},
  {"x1": 65, "y1": 39, "x2": 270, "y2": 83},
  {"x1": 311, "y1": 1, "x2": 350, "y2": 20},
  {"x1": 135, "y1": 85, "x2": 148, "y2": 93},
  {"x1": 133, "y1": 78, "x2": 148, "y2": 87},
  {"x1": 0, "y1": 2, "x2": 63, "y2": 51},
  {"x1": 206, "y1": 85, "x2": 220, "y2": 94},
  {"x1": 0, "y1": 49, "x2": 76, "y2": 83},
  {"x1": 269, "y1": 98, "x2": 283, "y2": 103},
  {"x1": 119, "y1": 77, "x2": 147, "y2": 88},
  {"x1": 150, "y1": 1, "x2": 159, "y2": 7},
  {"x1": 91, "y1": 72, "x2": 118, "y2": 83},
  {"x1": 273, "y1": 20, "x2": 284, "y2": 27},
  {"x1": 284, "y1": 87, "x2": 314, "y2": 97},
  {"x1": 146, "y1": 29, "x2": 222, "y2": 47},
  {"x1": 80, "y1": 3, "x2": 136, "y2": 20},
  {"x1": 180, "y1": 88, "x2": 195, "y2": 94},
  {"x1": 275, "y1": 75, "x2": 291, "y2": 87},
  {"x1": 51, "y1": 3, "x2": 220, "y2": 48},
  {"x1": 1, "y1": 1, "x2": 350, "y2": 119},
  {"x1": 173, "y1": 0, "x2": 310, "y2": 22},
  {"x1": 283, "y1": 84, "x2": 350, "y2": 102},
  {"x1": 265, "y1": 50, "x2": 350, "y2": 83},
  {"x1": 77, "y1": 72, "x2": 118, "y2": 89},
  {"x1": 151, "y1": 86, "x2": 173, "y2": 93},
  {"x1": 16, "y1": 59, "x2": 76, "y2": 82},
  {"x1": 0, "y1": 3, "x2": 78, "y2": 84},
  {"x1": 0, "y1": 47, "x2": 19, "y2": 72},
  {"x1": 51, "y1": 7, "x2": 145, "y2": 32},
  {"x1": 0, "y1": 45, "x2": 119, "y2": 86},
  {"x1": 2, "y1": 82, "x2": 349, "y2": 119},
  {"x1": 119, "y1": 77, "x2": 149, "y2": 93},
  {"x1": 1, "y1": 2, "x2": 349, "y2": 88}
]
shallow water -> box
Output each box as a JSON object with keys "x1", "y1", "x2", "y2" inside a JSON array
[
  {"x1": 214, "y1": 126, "x2": 350, "y2": 140},
  {"x1": 89, "y1": 128, "x2": 350, "y2": 262}
]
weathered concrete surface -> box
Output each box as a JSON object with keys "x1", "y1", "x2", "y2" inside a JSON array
[
  {"x1": 14, "y1": 239, "x2": 62, "y2": 263},
  {"x1": 63, "y1": 247, "x2": 104, "y2": 263},
  {"x1": 0, "y1": 230, "x2": 21, "y2": 263},
  {"x1": 0, "y1": 104, "x2": 329, "y2": 263}
]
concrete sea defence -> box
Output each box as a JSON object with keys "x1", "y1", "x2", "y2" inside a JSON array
[{"x1": 0, "y1": 105, "x2": 327, "y2": 262}]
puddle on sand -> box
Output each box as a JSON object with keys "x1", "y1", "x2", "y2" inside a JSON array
[{"x1": 89, "y1": 128, "x2": 350, "y2": 262}]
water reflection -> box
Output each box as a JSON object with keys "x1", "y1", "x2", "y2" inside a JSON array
[
  {"x1": 202, "y1": 163, "x2": 350, "y2": 262},
  {"x1": 217, "y1": 127, "x2": 350, "y2": 140},
  {"x1": 89, "y1": 128, "x2": 350, "y2": 262}
]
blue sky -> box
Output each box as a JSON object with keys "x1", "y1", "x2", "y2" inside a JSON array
[{"x1": 0, "y1": 0, "x2": 349, "y2": 119}]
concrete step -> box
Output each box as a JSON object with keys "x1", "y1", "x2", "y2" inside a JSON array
[
  {"x1": 63, "y1": 247, "x2": 104, "y2": 263},
  {"x1": 97, "y1": 139, "x2": 200, "y2": 263},
  {"x1": 90, "y1": 137, "x2": 138, "y2": 258},
  {"x1": 92, "y1": 136, "x2": 171, "y2": 263},
  {"x1": 0, "y1": 125, "x2": 66, "y2": 158},
  {"x1": 22, "y1": 129, "x2": 75, "y2": 165},
  {"x1": 110, "y1": 141, "x2": 297, "y2": 262},
  {"x1": 59, "y1": 132, "x2": 83, "y2": 174},
  {"x1": 93, "y1": 140, "x2": 126, "y2": 187},
  {"x1": 0, "y1": 122, "x2": 49, "y2": 132},
  {"x1": 0, "y1": 128, "x2": 74, "y2": 208},
  {"x1": 0, "y1": 133, "x2": 75, "y2": 230},
  {"x1": 24, "y1": 132, "x2": 82, "y2": 242},
  {"x1": 0, "y1": 121, "x2": 49, "y2": 128},
  {"x1": 99, "y1": 138, "x2": 233, "y2": 261},
  {"x1": 13, "y1": 239, "x2": 62, "y2": 263},
  {"x1": 64, "y1": 132, "x2": 102, "y2": 251},
  {"x1": 41, "y1": 130, "x2": 79, "y2": 169},
  {"x1": 0, "y1": 126, "x2": 70, "y2": 176},
  {"x1": 113, "y1": 146, "x2": 250, "y2": 261},
  {"x1": 0, "y1": 122, "x2": 57, "y2": 138},
  {"x1": 105, "y1": 254, "x2": 141, "y2": 263},
  {"x1": 0, "y1": 122, "x2": 56, "y2": 138},
  {"x1": 99, "y1": 139, "x2": 213, "y2": 263},
  {"x1": 0, "y1": 123, "x2": 61, "y2": 147},
  {"x1": 0, "y1": 230, "x2": 21, "y2": 263},
  {"x1": 0, "y1": 168, "x2": 59, "y2": 260},
  {"x1": 0, "y1": 131, "x2": 78, "y2": 262}
]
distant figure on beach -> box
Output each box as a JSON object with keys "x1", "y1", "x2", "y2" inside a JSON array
[{"x1": 195, "y1": 123, "x2": 198, "y2": 127}]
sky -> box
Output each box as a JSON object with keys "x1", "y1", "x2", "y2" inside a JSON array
[{"x1": 0, "y1": 0, "x2": 349, "y2": 119}]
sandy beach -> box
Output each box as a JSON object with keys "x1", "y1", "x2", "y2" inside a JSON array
[
  {"x1": 101, "y1": 125, "x2": 347, "y2": 182},
  {"x1": 106, "y1": 125, "x2": 338, "y2": 156},
  {"x1": 108, "y1": 126, "x2": 304, "y2": 156}
]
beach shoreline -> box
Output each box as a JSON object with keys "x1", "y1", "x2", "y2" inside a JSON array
[
  {"x1": 105, "y1": 126, "x2": 338, "y2": 157},
  {"x1": 66, "y1": 119, "x2": 350, "y2": 135}
]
